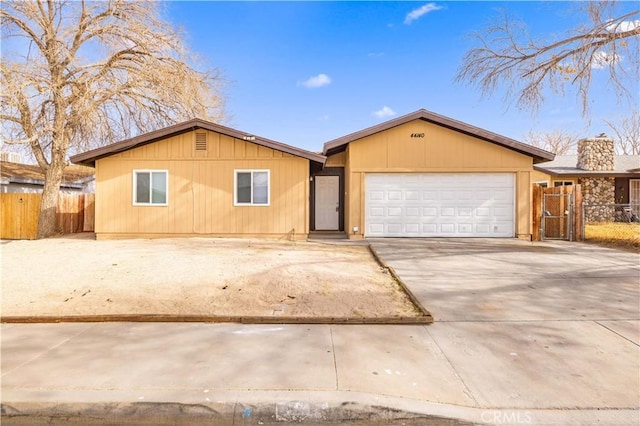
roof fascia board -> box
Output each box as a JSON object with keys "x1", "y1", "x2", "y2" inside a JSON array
[{"x1": 534, "y1": 166, "x2": 640, "y2": 178}]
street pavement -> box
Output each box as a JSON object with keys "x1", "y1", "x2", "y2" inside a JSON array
[{"x1": 2, "y1": 238, "x2": 639, "y2": 425}]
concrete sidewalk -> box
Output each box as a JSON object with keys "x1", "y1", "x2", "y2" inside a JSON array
[
  {"x1": 2, "y1": 321, "x2": 638, "y2": 425},
  {"x1": 2, "y1": 239, "x2": 639, "y2": 425}
]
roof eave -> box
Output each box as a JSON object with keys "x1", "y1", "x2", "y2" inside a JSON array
[{"x1": 534, "y1": 165, "x2": 640, "y2": 177}]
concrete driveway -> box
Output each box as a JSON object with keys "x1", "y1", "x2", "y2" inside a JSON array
[{"x1": 370, "y1": 238, "x2": 640, "y2": 409}]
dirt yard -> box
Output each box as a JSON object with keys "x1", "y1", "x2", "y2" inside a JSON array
[{"x1": 1, "y1": 234, "x2": 422, "y2": 319}]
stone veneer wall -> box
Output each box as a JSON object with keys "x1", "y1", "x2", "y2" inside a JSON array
[
  {"x1": 580, "y1": 177, "x2": 616, "y2": 222},
  {"x1": 577, "y1": 137, "x2": 614, "y2": 171}
]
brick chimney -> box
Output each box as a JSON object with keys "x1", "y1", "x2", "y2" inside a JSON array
[{"x1": 576, "y1": 135, "x2": 614, "y2": 171}]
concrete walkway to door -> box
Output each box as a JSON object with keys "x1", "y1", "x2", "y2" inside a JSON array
[{"x1": 369, "y1": 238, "x2": 639, "y2": 410}]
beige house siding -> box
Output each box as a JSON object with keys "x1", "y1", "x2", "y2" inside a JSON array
[
  {"x1": 342, "y1": 120, "x2": 535, "y2": 239},
  {"x1": 532, "y1": 170, "x2": 552, "y2": 185},
  {"x1": 95, "y1": 130, "x2": 309, "y2": 239},
  {"x1": 532, "y1": 170, "x2": 579, "y2": 187}
]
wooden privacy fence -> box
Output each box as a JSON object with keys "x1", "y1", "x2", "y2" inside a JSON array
[
  {"x1": 0, "y1": 193, "x2": 95, "y2": 240},
  {"x1": 532, "y1": 184, "x2": 583, "y2": 241}
]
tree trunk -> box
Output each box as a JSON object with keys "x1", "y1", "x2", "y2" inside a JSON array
[{"x1": 36, "y1": 161, "x2": 65, "y2": 239}]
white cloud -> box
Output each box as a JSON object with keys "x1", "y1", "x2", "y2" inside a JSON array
[
  {"x1": 298, "y1": 73, "x2": 331, "y2": 88},
  {"x1": 606, "y1": 19, "x2": 640, "y2": 33},
  {"x1": 591, "y1": 51, "x2": 621, "y2": 69},
  {"x1": 373, "y1": 106, "x2": 397, "y2": 119},
  {"x1": 404, "y1": 3, "x2": 443, "y2": 25}
]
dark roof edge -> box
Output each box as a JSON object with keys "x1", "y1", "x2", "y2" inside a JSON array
[
  {"x1": 534, "y1": 165, "x2": 640, "y2": 177},
  {"x1": 323, "y1": 109, "x2": 555, "y2": 163},
  {"x1": 70, "y1": 119, "x2": 326, "y2": 166},
  {"x1": 4, "y1": 176, "x2": 86, "y2": 188}
]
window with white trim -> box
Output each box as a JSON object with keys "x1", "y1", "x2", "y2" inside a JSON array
[
  {"x1": 234, "y1": 170, "x2": 270, "y2": 206},
  {"x1": 133, "y1": 170, "x2": 168, "y2": 206},
  {"x1": 553, "y1": 180, "x2": 573, "y2": 187}
]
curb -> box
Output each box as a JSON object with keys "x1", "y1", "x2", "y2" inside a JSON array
[
  {"x1": 367, "y1": 244, "x2": 434, "y2": 324},
  {"x1": 1, "y1": 314, "x2": 430, "y2": 325},
  {"x1": 3, "y1": 393, "x2": 638, "y2": 426},
  {"x1": 1, "y1": 401, "x2": 471, "y2": 425}
]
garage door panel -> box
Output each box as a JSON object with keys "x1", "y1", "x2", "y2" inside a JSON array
[
  {"x1": 405, "y1": 223, "x2": 420, "y2": 234},
  {"x1": 476, "y1": 223, "x2": 490, "y2": 233},
  {"x1": 365, "y1": 173, "x2": 514, "y2": 237},
  {"x1": 422, "y1": 191, "x2": 438, "y2": 201},
  {"x1": 440, "y1": 223, "x2": 455, "y2": 234},
  {"x1": 387, "y1": 223, "x2": 402, "y2": 234},
  {"x1": 369, "y1": 191, "x2": 384, "y2": 201},
  {"x1": 422, "y1": 207, "x2": 437, "y2": 217},
  {"x1": 406, "y1": 207, "x2": 420, "y2": 217},
  {"x1": 493, "y1": 189, "x2": 512, "y2": 201},
  {"x1": 422, "y1": 223, "x2": 437, "y2": 233},
  {"x1": 406, "y1": 190, "x2": 420, "y2": 201}
]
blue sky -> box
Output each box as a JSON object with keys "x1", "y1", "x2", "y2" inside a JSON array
[{"x1": 164, "y1": 1, "x2": 639, "y2": 152}]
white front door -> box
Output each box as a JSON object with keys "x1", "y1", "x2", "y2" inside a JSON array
[
  {"x1": 365, "y1": 173, "x2": 515, "y2": 237},
  {"x1": 315, "y1": 175, "x2": 339, "y2": 230}
]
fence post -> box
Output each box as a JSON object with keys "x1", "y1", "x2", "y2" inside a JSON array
[
  {"x1": 574, "y1": 184, "x2": 583, "y2": 241},
  {"x1": 532, "y1": 184, "x2": 541, "y2": 241}
]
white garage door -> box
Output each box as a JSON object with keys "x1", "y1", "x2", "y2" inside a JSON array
[{"x1": 365, "y1": 173, "x2": 514, "y2": 237}]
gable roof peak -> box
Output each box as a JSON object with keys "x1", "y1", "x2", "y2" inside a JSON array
[
  {"x1": 323, "y1": 108, "x2": 554, "y2": 163},
  {"x1": 70, "y1": 119, "x2": 326, "y2": 166}
]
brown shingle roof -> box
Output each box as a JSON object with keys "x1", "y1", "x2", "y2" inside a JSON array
[
  {"x1": 323, "y1": 109, "x2": 555, "y2": 163},
  {"x1": 70, "y1": 119, "x2": 326, "y2": 166}
]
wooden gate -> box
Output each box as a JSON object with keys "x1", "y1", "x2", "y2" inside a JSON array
[
  {"x1": 0, "y1": 193, "x2": 95, "y2": 240},
  {"x1": 532, "y1": 185, "x2": 583, "y2": 241},
  {"x1": 0, "y1": 193, "x2": 41, "y2": 239}
]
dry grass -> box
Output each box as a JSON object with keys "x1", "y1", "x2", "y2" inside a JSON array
[{"x1": 585, "y1": 222, "x2": 640, "y2": 252}]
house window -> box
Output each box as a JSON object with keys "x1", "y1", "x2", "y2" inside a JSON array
[
  {"x1": 535, "y1": 181, "x2": 549, "y2": 188},
  {"x1": 553, "y1": 181, "x2": 573, "y2": 187},
  {"x1": 133, "y1": 170, "x2": 168, "y2": 206},
  {"x1": 234, "y1": 170, "x2": 270, "y2": 206}
]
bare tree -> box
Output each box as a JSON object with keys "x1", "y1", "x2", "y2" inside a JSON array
[
  {"x1": 604, "y1": 111, "x2": 640, "y2": 155},
  {"x1": 523, "y1": 129, "x2": 578, "y2": 155},
  {"x1": 1, "y1": 0, "x2": 225, "y2": 238},
  {"x1": 456, "y1": 1, "x2": 639, "y2": 116}
]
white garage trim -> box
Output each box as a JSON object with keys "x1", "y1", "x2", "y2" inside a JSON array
[{"x1": 365, "y1": 173, "x2": 515, "y2": 237}]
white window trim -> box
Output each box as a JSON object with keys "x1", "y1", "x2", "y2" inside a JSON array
[
  {"x1": 552, "y1": 180, "x2": 574, "y2": 187},
  {"x1": 534, "y1": 181, "x2": 550, "y2": 188},
  {"x1": 133, "y1": 169, "x2": 169, "y2": 206},
  {"x1": 234, "y1": 169, "x2": 270, "y2": 206}
]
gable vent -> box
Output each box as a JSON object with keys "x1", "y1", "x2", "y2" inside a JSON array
[{"x1": 195, "y1": 132, "x2": 207, "y2": 151}]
